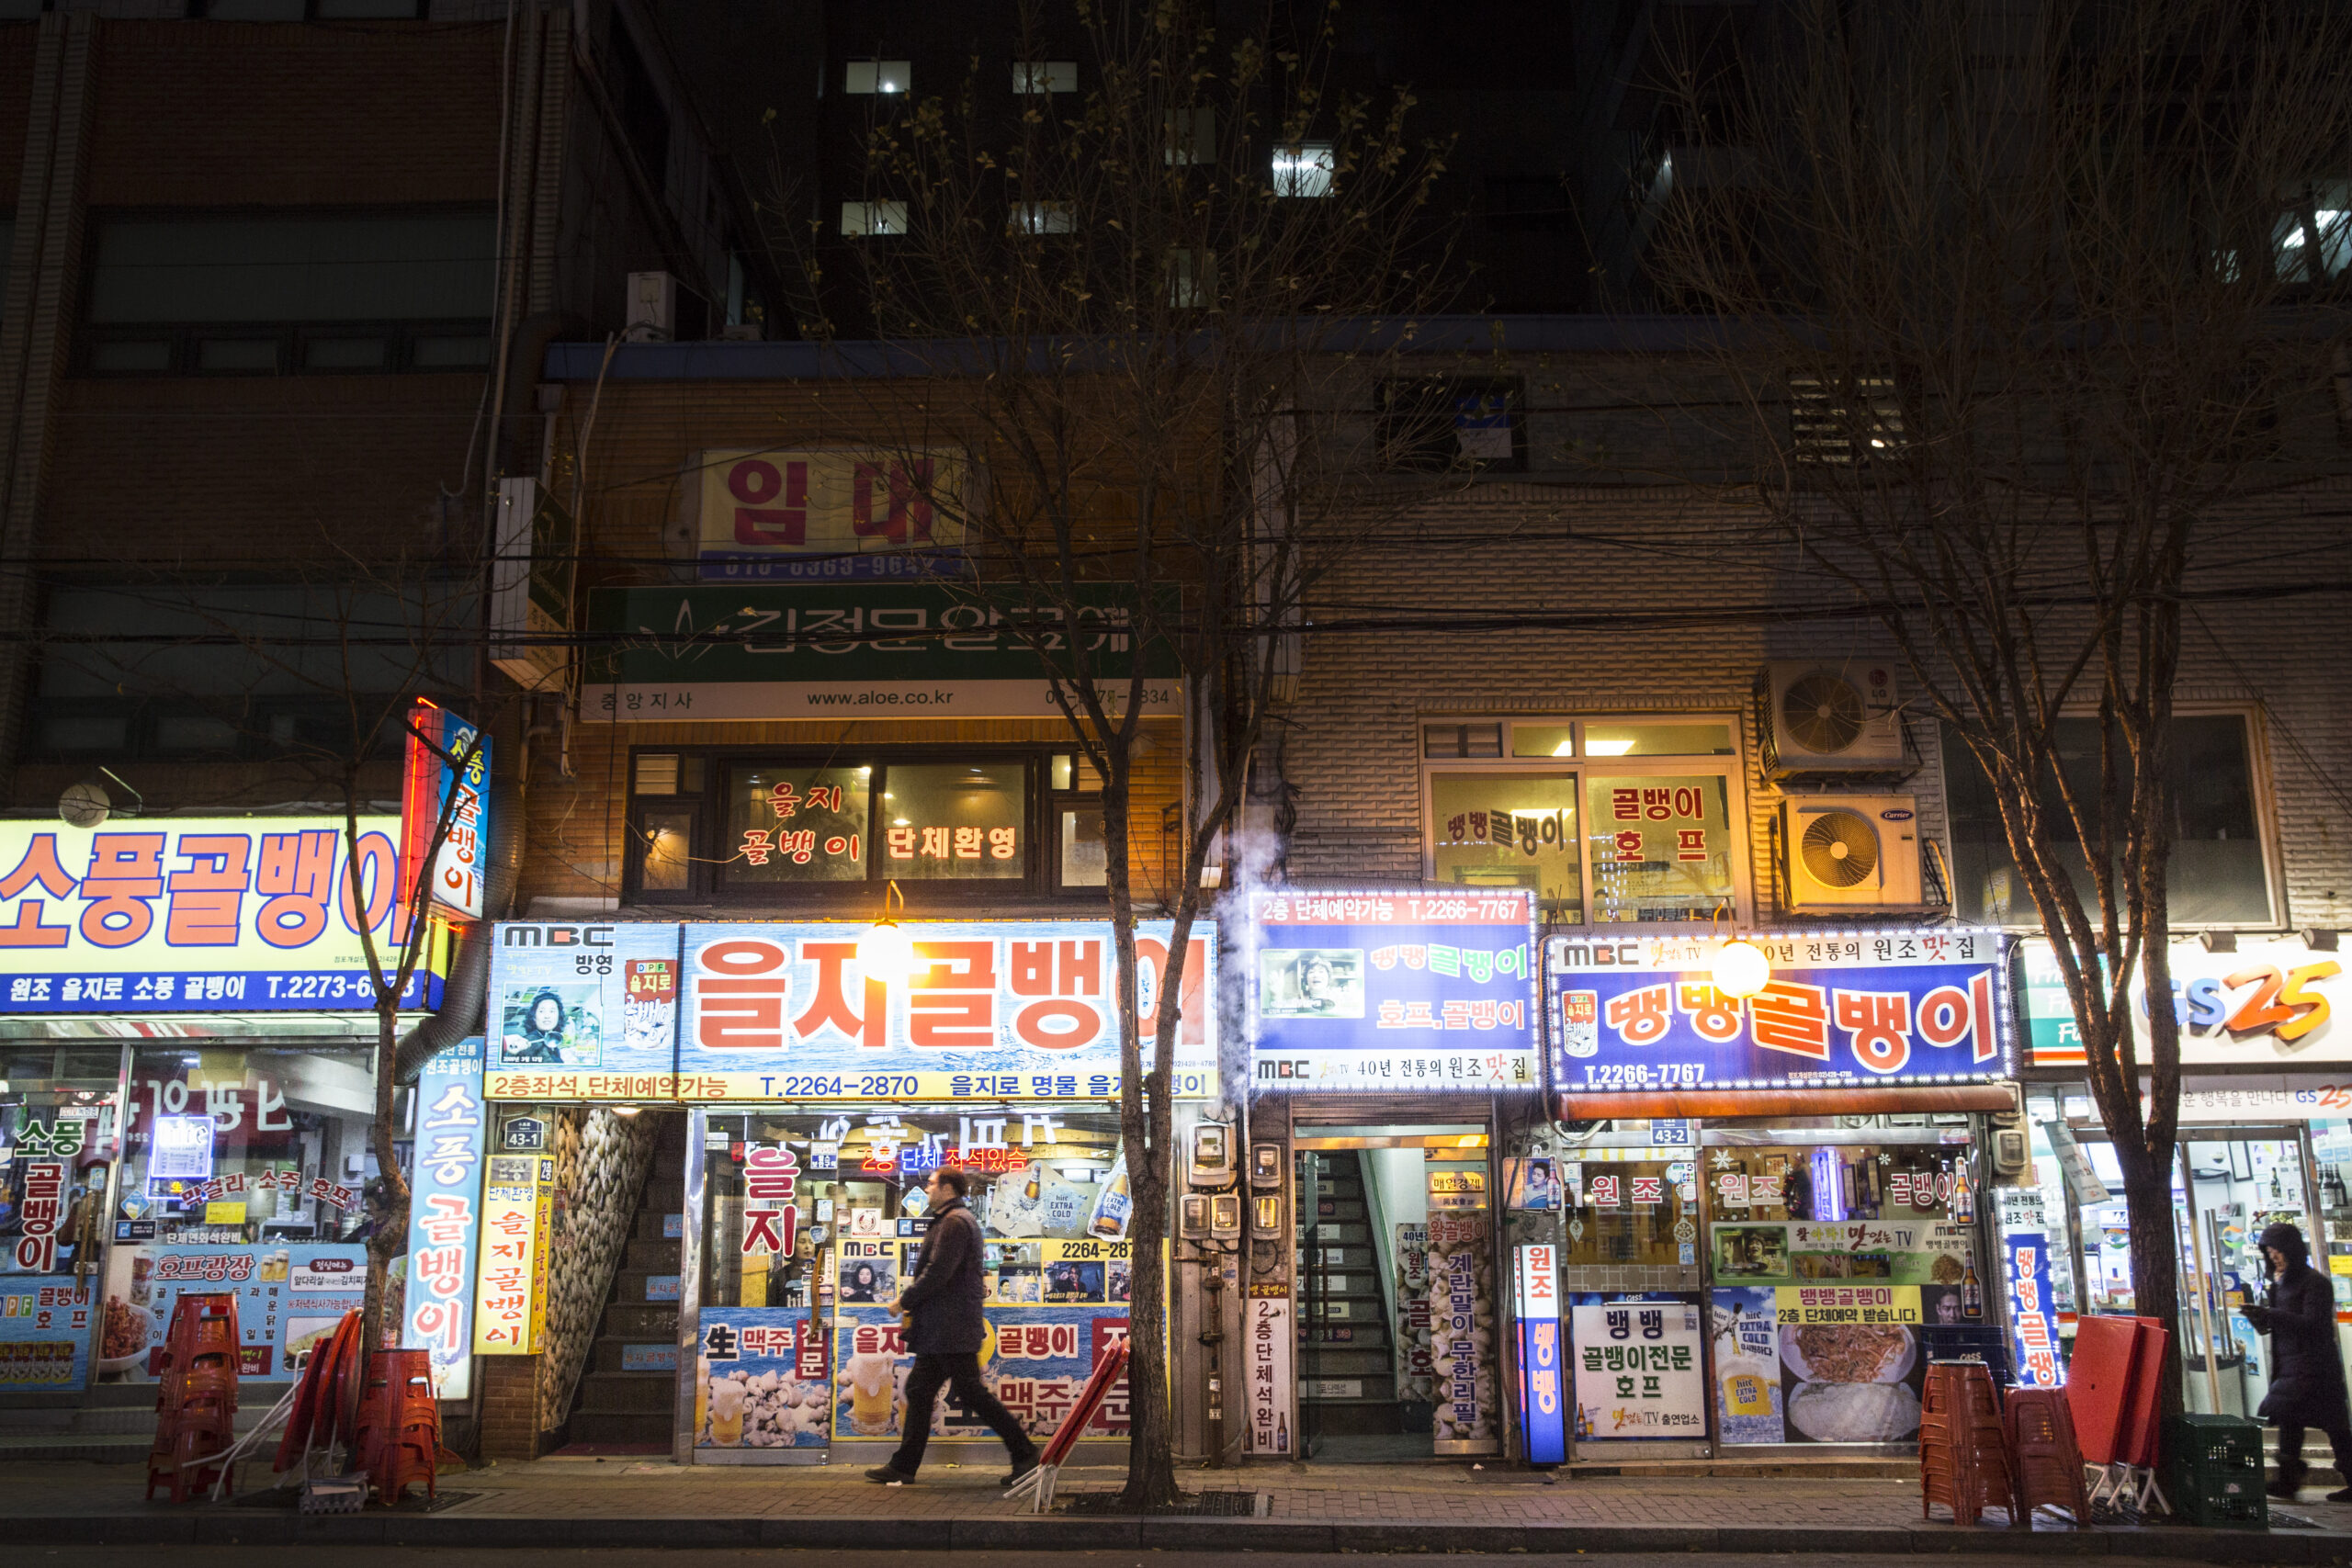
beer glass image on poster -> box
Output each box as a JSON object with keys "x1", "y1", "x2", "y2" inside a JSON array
[
  {"x1": 1711, "y1": 1286, "x2": 1784, "y2": 1443},
  {"x1": 1258, "y1": 948, "x2": 1364, "y2": 1019},
  {"x1": 833, "y1": 1303, "x2": 1129, "y2": 1441},
  {"x1": 1569, "y1": 1294, "x2": 1705, "y2": 1441},
  {"x1": 499, "y1": 984, "x2": 601, "y2": 1066},
  {"x1": 696, "y1": 1307, "x2": 829, "y2": 1450}
]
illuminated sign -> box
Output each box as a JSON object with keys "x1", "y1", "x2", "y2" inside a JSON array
[
  {"x1": 0, "y1": 816, "x2": 441, "y2": 1013},
  {"x1": 399, "y1": 702, "x2": 491, "y2": 922},
  {"x1": 2021, "y1": 935, "x2": 2349, "y2": 1068},
  {"x1": 1549, "y1": 930, "x2": 2012, "y2": 1093}
]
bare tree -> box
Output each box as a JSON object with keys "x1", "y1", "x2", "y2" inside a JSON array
[
  {"x1": 1638, "y1": 0, "x2": 2352, "y2": 1410},
  {"x1": 40, "y1": 550, "x2": 491, "y2": 1365},
  {"x1": 773, "y1": 0, "x2": 1457, "y2": 1504}
]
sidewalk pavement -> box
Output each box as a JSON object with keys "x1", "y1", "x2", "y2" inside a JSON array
[{"x1": 4, "y1": 1458, "x2": 2351, "y2": 1561}]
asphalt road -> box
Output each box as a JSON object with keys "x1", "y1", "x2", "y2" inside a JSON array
[{"x1": 7, "y1": 1551, "x2": 2246, "y2": 1568}]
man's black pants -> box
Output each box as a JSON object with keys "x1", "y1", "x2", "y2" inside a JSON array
[
  {"x1": 2276, "y1": 1418, "x2": 2352, "y2": 1491},
  {"x1": 887, "y1": 1352, "x2": 1036, "y2": 1476}
]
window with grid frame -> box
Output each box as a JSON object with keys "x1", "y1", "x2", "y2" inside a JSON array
[
  {"x1": 1787, "y1": 373, "x2": 1905, "y2": 465},
  {"x1": 1421, "y1": 717, "x2": 1747, "y2": 925}
]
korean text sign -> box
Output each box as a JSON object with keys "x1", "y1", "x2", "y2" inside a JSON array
[
  {"x1": 403, "y1": 1037, "x2": 485, "y2": 1397},
  {"x1": 2006, "y1": 1233, "x2": 2060, "y2": 1386},
  {"x1": 1569, "y1": 1293, "x2": 1706, "y2": 1441},
  {"x1": 582, "y1": 583, "x2": 1182, "y2": 721},
  {"x1": 472, "y1": 1153, "x2": 553, "y2": 1354},
  {"x1": 1549, "y1": 930, "x2": 2010, "y2": 1092},
  {"x1": 0, "y1": 816, "x2": 440, "y2": 1013},
  {"x1": 484, "y1": 919, "x2": 1215, "y2": 1102},
  {"x1": 125, "y1": 1246, "x2": 367, "y2": 1381},
  {"x1": 1250, "y1": 889, "x2": 1539, "y2": 1091},
  {"x1": 400, "y1": 703, "x2": 491, "y2": 922},
  {"x1": 1515, "y1": 1246, "x2": 1566, "y2": 1462},
  {"x1": 0, "y1": 1277, "x2": 94, "y2": 1388},
  {"x1": 697, "y1": 447, "x2": 970, "y2": 581}
]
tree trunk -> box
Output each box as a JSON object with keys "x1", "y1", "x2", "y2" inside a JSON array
[
  {"x1": 357, "y1": 997, "x2": 411, "y2": 1384},
  {"x1": 2113, "y1": 1138, "x2": 2188, "y2": 1425},
  {"x1": 1098, "y1": 763, "x2": 1186, "y2": 1507}
]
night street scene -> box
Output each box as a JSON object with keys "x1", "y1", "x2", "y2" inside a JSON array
[{"x1": 1, "y1": 3, "x2": 2349, "y2": 1566}]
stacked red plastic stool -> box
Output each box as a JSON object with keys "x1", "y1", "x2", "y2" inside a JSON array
[
  {"x1": 355, "y1": 1348, "x2": 440, "y2": 1506},
  {"x1": 2005, "y1": 1386, "x2": 2090, "y2": 1527},
  {"x1": 145, "y1": 1292, "x2": 241, "y2": 1502},
  {"x1": 1920, "y1": 1361, "x2": 2018, "y2": 1527}
]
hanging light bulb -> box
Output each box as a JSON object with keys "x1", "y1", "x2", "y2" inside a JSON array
[
  {"x1": 857, "y1": 879, "x2": 916, "y2": 982},
  {"x1": 1712, "y1": 938, "x2": 1771, "y2": 999}
]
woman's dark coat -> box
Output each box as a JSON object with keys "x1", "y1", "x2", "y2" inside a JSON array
[
  {"x1": 2245, "y1": 1223, "x2": 2351, "y2": 1428},
  {"x1": 897, "y1": 1196, "x2": 986, "y2": 1355}
]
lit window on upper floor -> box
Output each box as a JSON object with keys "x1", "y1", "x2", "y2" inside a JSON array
[
  {"x1": 1010, "y1": 202, "x2": 1075, "y2": 236},
  {"x1": 2274, "y1": 182, "x2": 2350, "y2": 283},
  {"x1": 1789, "y1": 374, "x2": 1905, "y2": 466},
  {"x1": 844, "y1": 59, "x2": 910, "y2": 96},
  {"x1": 1013, "y1": 61, "x2": 1078, "y2": 95},
  {"x1": 841, "y1": 200, "x2": 909, "y2": 238},
  {"x1": 1272, "y1": 144, "x2": 1334, "y2": 198}
]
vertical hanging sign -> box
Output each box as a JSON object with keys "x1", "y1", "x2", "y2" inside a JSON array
[
  {"x1": 1514, "y1": 1244, "x2": 1566, "y2": 1464},
  {"x1": 1244, "y1": 1285, "x2": 1295, "y2": 1455},
  {"x1": 402, "y1": 1037, "x2": 485, "y2": 1397},
  {"x1": 399, "y1": 701, "x2": 492, "y2": 922},
  {"x1": 2006, "y1": 1233, "x2": 2061, "y2": 1386},
  {"x1": 473, "y1": 1147, "x2": 552, "y2": 1354}
]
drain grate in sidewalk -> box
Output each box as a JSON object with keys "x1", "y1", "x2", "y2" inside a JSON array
[{"x1": 1058, "y1": 1489, "x2": 1265, "y2": 1517}]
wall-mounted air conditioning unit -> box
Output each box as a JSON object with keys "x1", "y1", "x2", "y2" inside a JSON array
[
  {"x1": 1780, "y1": 795, "x2": 1924, "y2": 910},
  {"x1": 1758, "y1": 660, "x2": 1905, "y2": 776}
]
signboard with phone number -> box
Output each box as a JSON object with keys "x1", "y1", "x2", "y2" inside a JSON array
[{"x1": 1549, "y1": 931, "x2": 2011, "y2": 1091}]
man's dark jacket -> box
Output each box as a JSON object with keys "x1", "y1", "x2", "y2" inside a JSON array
[
  {"x1": 2245, "y1": 1222, "x2": 2352, "y2": 1428},
  {"x1": 898, "y1": 1196, "x2": 985, "y2": 1355}
]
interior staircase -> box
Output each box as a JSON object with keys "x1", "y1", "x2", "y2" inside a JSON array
[
  {"x1": 1295, "y1": 1149, "x2": 1404, "y2": 1439},
  {"x1": 563, "y1": 1114, "x2": 686, "y2": 1450}
]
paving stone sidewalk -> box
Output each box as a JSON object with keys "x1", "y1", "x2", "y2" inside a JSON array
[{"x1": 4, "y1": 1459, "x2": 2351, "y2": 1559}]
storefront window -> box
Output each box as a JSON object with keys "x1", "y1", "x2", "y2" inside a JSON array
[
  {"x1": 1555, "y1": 1148, "x2": 1695, "y2": 1269},
  {"x1": 693, "y1": 1107, "x2": 1132, "y2": 1455},
  {"x1": 1430, "y1": 772, "x2": 1581, "y2": 918},
  {"x1": 94, "y1": 1044, "x2": 380, "y2": 1384},
  {"x1": 1704, "y1": 1134, "x2": 1996, "y2": 1447},
  {"x1": 725, "y1": 763, "x2": 872, "y2": 884},
  {"x1": 1586, "y1": 775, "x2": 1734, "y2": 923}
]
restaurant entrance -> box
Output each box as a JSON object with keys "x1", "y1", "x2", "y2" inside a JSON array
[{"x1": 1292, "y1": 1120, "x2": 1498, "y2": 1461}]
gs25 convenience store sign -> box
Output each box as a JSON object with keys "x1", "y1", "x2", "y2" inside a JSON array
[{"x1": 2020, "y1": 935, "x2": 2347, "y2": 1067}]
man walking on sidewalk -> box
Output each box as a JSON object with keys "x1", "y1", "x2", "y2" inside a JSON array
[
  {"x1": 2244, "y1": 1221, "x2": 2352, "y2": 1501},
  {"x1": 867, "y1": 1166, "x2": 1040, "y2": 1488}
]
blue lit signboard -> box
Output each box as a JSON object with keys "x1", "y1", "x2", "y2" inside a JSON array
[{"x1": 1547, "y1": 930, "x2": 2012, "y2": 1094}]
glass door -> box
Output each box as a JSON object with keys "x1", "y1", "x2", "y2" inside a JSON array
[{"x1": 2072, "y1": 1128, "x2": 2312, "y2": 1416}]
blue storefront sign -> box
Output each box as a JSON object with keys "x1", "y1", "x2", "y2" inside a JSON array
[
  {"x1": 2006, "y1": 1232, "x2": 2061, "y2": 1386},
  {"x1": 1250, "y1": 889, "x2": 1539, "y2": 1091},
  {"x1": 1548, "y1": 930, "x2": 2011, "y2": 1093},
  {"x1": 402, "y1": 1035, "x2": 486, "y2": 1399},
  {"x1": 1514, "y1": 1244, "x2": 1566, "y2": 1464}
]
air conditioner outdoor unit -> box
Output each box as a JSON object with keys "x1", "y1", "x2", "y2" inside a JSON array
[
  {"x1": 1758, "y1": 660, "x2": 1905, "y2": 775},
  {"x1": 1780, "y1": 794, "x2": 1924, "y2": 910}
]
